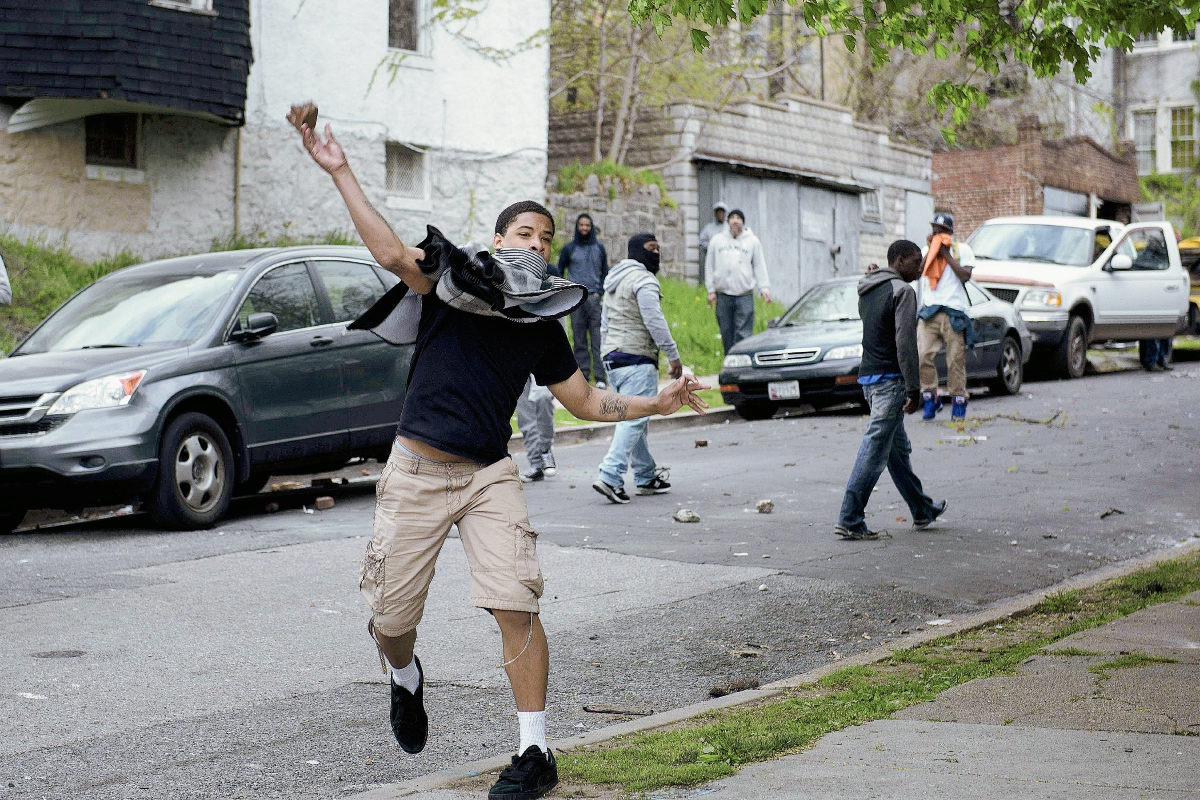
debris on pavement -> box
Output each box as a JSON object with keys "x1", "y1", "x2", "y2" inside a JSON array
[
  {"x1": 314, "y1": 496, "x2": 334, "y2": 511},
  {"x1": 926, "y1": 619, "x2": 952, "y2": 626},
  {"x1": 264, "y1": 502, "x2": 279, "y2": 513},
  {"x1": 300, "y1": 506, "x2": 314, "y2": 515},
  {"x1": 271, "y1": 481, "x2": 304, "y2": 491},
  {"x1": 708, "y1": 677, "x2": 760, "y2": 697},
  {"x1": 694, "y1": 439, "x2": 708, "y2": 448},
  {"x1": 673, "y1": 509, "x2": 701, "y2": 523},
  {"x1": 756, "y1": 499, "x2": 774, "y2": 514},
  {"x1": 361, "y1": 469, "x2": 371, "y2": 476},
  {"x1": 311, "y1": 477, "x2": 348, "y2": 488},
  {"x1": 758, "y1": 583, "x2": 769, "y2": 591},
  {"x1": 583, "y1": 704, "x2": 653, "y2": 716},
  {"x1": 1100, "y1": 507, "x2": 1125, "y2": 519}
]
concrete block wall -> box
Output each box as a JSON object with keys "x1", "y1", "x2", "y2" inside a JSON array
[{"x1": 548, "y1": 184, "x2": 685, "y2": 279}]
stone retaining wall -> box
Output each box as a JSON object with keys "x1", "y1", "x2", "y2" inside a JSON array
[{"x1": 547, "y1": 179, "x2": 686, "y2": 279}]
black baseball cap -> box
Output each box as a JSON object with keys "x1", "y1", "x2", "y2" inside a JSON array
[{"x1": 932, "y1": 212, "x2": 954, "y2": 233}]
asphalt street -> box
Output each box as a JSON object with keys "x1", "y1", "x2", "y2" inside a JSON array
[{"x1": 1, "y1": 362, "x2": 1197, "y2": 799}]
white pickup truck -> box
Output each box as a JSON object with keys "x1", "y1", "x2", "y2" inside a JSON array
[{"x1": 965, "y1": 217, "x2": 1190, "y2": 378}]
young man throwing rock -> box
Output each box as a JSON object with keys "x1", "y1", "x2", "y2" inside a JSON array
[
  {"x1": 836, "y1": 241, "x2": 946, "y2": 540},
  {"x1": 593, "y1": 233, "x2": 680, "y2": 503},
  {"x1": 300, "y1": 119, "x2": 706, "y2": 800}
]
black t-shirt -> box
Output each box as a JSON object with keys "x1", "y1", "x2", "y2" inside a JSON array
[{"x1": 397, "y1": 293, "x2": 579, "y2": 464}]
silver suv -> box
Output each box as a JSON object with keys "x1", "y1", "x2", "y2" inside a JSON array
[{"x1": 968, "y1": 218, "x2": 1189, "y2": 378}]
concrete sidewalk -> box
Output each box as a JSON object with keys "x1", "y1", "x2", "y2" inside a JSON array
[{"x1": 673, "y1": 588, "x2": 1200, "y2": 799}]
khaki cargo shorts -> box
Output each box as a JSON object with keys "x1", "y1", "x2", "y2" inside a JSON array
[{"x1": 359, "y1": 441, "x2": 544, "y2": 637}]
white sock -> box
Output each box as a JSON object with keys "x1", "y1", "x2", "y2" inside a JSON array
[
  {"x1": 517, "y1": 710, "x2": 547, "y2": 754},
  {"x1": 390, "y1": 657, "x2": 420, "y2": 694}
]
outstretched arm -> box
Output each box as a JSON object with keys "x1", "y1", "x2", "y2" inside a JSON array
[
  {"x1": 547, "y1": 369, "x2": 708, "y2": 422},
  {"x1": 300, "y1": 122, "x2": 434, "y2": 294}
]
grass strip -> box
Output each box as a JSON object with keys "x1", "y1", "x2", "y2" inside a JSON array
[{"x1": 559, "y1": 552, "x2": 1200, "y2": 793}]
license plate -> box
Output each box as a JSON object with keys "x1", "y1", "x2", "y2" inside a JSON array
[{"x1": 768, "y1": 380, "x2": 801, "y2": 400}]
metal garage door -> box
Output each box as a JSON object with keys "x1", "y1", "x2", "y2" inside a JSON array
[{"x1": 698, "y1": 164, "x2": 861, "y2": 306}]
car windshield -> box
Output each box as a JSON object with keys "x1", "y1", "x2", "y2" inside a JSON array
[
  {"x1": 15, "y1": 270, "x2": 242, "y2": 355},
  {"x1": 968, "y1": 223, "x2": 1095, "y2": 266},
  {"x1": 778, "y1": 282, "x2": 859, "y2": 325}
]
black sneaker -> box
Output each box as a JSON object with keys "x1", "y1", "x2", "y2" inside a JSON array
[
  {"x1": 834, "y1": 525, "x2": 880, "y2": 541},
  {"x1": 914, "y1": 499, "x2": 947, "y2": 529},
  {"x1": 521, "y1": 466, "x2": 545, "y2": 483},
  {"x1": 541, "y1": 452, "x2": 557, "y2": 476},
  {"x1": 390, "y1": 655, "x2": 428, "y2": 754},
  {"x1": 592, "y1": 479, "x2": 630, "y2": 504},
  {"x1": 489, "y1": 746, "x2": 558, "y2": 800},
  {"x1": 636, "y1": 468, "x2": 671, "y2": 495}
]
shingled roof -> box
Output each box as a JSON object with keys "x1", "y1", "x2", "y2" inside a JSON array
[{"x1": 0, "y1": 0, "x2": 252, "y2": 124}]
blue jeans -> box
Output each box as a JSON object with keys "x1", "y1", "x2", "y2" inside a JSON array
[
  {"x1": 837, "y1": 379, "x2": 937, "y2": 533},
  {"x1": 1139, "y1": 338, "x2": 1172, "y2": 368},
  {"x1": 597, "y1": 363, "x2": 659, "y2": 488},
  {"x1": 715, "y1": 293, "x2": 755, "y2": 353}
]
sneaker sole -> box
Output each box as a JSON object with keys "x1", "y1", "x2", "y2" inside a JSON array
[
  {"x1": 542, "y1": 468, "x2": 557, "y2": 476},
  {"x1": 636, "y1": 486, "x2": 671, "y2": 495},
  {"x1": 592, "y1": 482, "x2": 629, "y2": 504},
  {"x1": 520, "y1": 473, "x2": 544, "y2": 483},
  {"x1": 488, "y1": 779, "x2": 558, "y2": 800}
]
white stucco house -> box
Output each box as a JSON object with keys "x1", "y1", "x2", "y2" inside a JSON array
[{"x1": 0, "y1": 0, "x2": 550, "y2": 260}]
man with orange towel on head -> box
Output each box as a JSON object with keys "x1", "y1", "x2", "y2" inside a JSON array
[{"x1": 917, "y1": 212, "x2": 976, "y2": 421}]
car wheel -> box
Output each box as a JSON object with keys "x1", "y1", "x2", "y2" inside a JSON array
[
  {"x1": 148, "y1": 412, "x2": 234, "y2": 529},
  {"x1": 735, "y1": 401, "x2": 776, "y2": 421},
  {"x1": 0, "y1": 507, "x2": 27, "y2": 535},
  {"x1": 235, "y1": 471, "x2": 271, "y2": 496},
  {"x1": 1053, "y1": 315, "x2": 1088, "y2": 380},
  {"x1": 989, "y1": 335, "x2": 1023, "y2": 395}
]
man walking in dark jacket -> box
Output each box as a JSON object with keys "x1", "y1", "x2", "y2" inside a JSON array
[
  {"x1": 557, "y1": 213, "x2": 609, "y2": 385},
  {"x1": 835, "y1": 240, "x2": 946, "y2": 540}
]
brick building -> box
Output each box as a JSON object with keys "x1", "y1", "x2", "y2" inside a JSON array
[
  {"x1": 551, "y1": 97, "x2": 932, "y2": 305},
  {"x1": 932, "y1": 116, "x2": 1139, "y2": 238}
]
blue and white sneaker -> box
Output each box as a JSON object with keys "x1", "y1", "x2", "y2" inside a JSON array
[
  {"x1": 922, "y1": 391, "x2": 942, "y2": 420},
  {"x1": 951, "y1": 396, "x2": 968, "y2": 420}
]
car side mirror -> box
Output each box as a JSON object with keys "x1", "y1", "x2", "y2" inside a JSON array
[
  {"x1": 1108, "y1": 253, "x2": 1133, "y2": 272},
  {"x1": 231, "y1": 312, "x2": 278, "y2": 342},
  {"x1": 767, "y1": 316, "x2": 781, "y2": 328}
]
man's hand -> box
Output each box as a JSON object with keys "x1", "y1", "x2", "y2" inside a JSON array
[
  {"x1": 668, "y1": 359, "x2": 684, "y2": 379},
  {"x1": 654, "y1": 375, "x2": 710, "y2": 416},
  {"x1": 301, "y1": 123, "x2": 349, "y2": 177},
  {"x1": 902, "y1": 395, "x2": 920, "y2": 414},
  {"x1": 761, "y1": 288, "x2": 772, "y2": 304},
  {"x1": 707, "y1": 292, "x2": 717, "y2": 307}
]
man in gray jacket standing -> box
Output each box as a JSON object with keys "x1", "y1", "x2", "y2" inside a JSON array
[
  {"x1": 705, "y1": 209, "x2": 770, "y2": 353},
  {"x1": 592, "y1": 233, "x2": 680, "y2": 503}
]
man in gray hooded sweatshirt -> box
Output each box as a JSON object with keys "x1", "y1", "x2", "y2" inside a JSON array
[
  {"x1": 557, "y1": 213, "x2": 609, "y2": 385},
  {"x1": 592, "y1": 233, "x2": 681, "y2": 503}
]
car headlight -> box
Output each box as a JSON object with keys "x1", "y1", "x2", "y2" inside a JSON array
[
  {"x1": 723, "y1": 354, "x2": 753, "y2": 368},
  {"x1": 1022, "y1": 290, "x2": 1063, "y2": 308},
  {"x1": 47, "y1": 370, "x2": 147, "y2": 416},
  {"x1": 824, "y1": 344, "x2": 863, "y2": 361}
]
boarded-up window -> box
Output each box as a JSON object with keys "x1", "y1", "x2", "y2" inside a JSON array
[
  {"x1": 389, "y1": 0, "x2": 419, "y2": 50},
  {"x1": 386, "y1": 142, "x2": 425, "y2": 198},
  {"x1": 85, "y1": 114, "x2": 138, "y2": 168}
]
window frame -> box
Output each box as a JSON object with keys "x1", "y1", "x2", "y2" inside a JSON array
[
  {"x1": 225, "y1": 260, "x2": 331, "y2": 342},
  {"x1": 1132, "y1": 110, "x2": 1158, "y2": 174},
  {"x1": 384, "y1": 141, "x2": 431, "y2": 210},
  {"x1": 85, "y1": 113, "x2": 139, "y2": 169},
  {"x1": 309, "y1": 258, "x2": 389, "y2": 324},
  {"x1": 1170, "y1": 106, "x2": 1198, "y2": 172},
  {"x1": 388, "y1": 0, "x2": 429, "y2": 54},
  {"x1": 859, "y1": 189, "x2": 882, "y2": 224}
]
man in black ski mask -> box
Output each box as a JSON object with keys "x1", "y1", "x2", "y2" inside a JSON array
[
  {"x1": 592, "y1": 233, "x2": 683, "y2": 504},
  {"x1": 556, "y1": 214, "x2": 609, "y2": 385}
]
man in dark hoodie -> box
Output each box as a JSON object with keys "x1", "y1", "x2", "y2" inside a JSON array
[
  {"x1": 557, "y1": 214, "x2": 609, "y2": 385},
  {"x1": 835, "y1": 240, "x2": 946, "y2": 540}
]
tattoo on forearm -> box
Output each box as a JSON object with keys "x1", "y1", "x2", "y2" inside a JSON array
[{"x1": 599, "y1": 393, "x2": 630, "y2": 421}]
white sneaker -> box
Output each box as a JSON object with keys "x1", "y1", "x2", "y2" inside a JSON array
[{"x1": 541, "y1": 452, "x2": 557, "y2": 476}]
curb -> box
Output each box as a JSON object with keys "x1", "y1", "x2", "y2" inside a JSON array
[
  {"x1": 507, "y1": 406, "x2": 740, "y2": 454},
  {"x1": 349, "y1": 537, "x2": 1200, "y2": 798}
]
